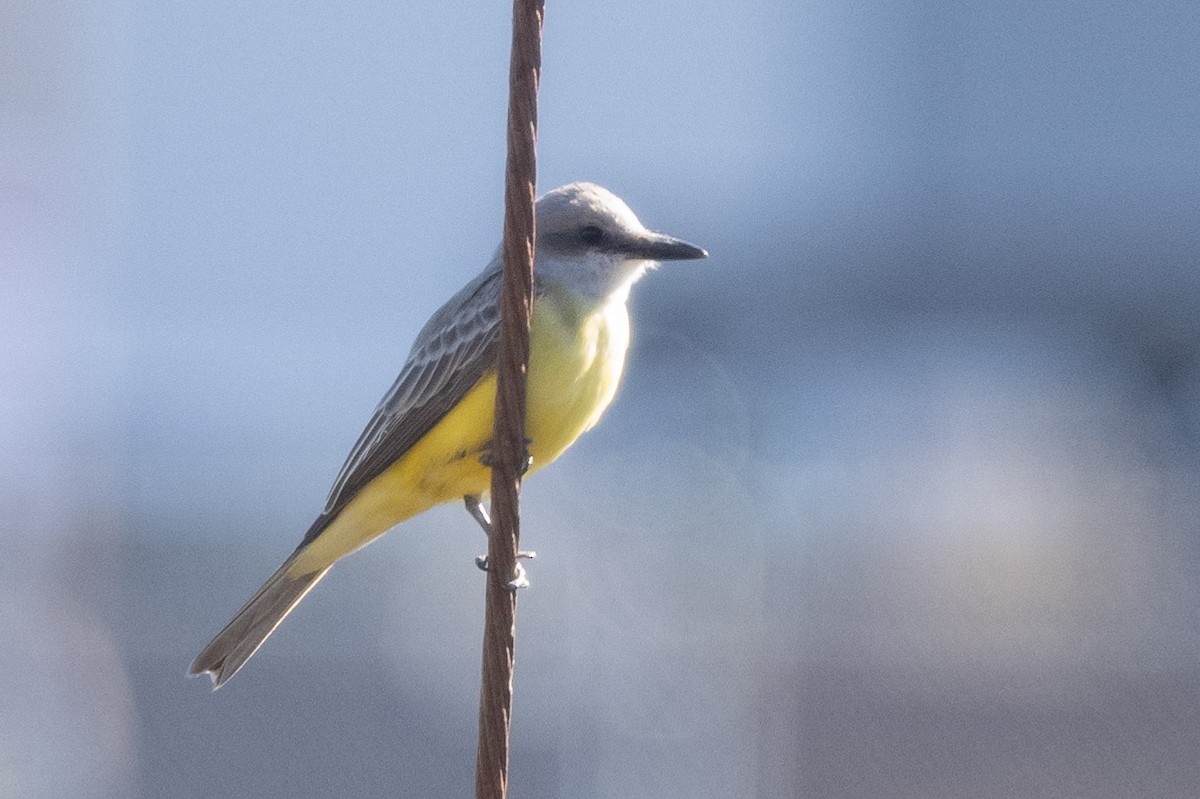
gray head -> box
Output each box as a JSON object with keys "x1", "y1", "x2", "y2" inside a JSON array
[{"x1": 533, "y1": 182, "x2": 707, "y2": 300}]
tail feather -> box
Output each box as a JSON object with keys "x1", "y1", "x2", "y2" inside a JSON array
[{"x1": 189, "y1": 556, "x2": 330, "y2": 689}]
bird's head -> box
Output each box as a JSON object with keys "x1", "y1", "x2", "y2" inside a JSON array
[{"x1": 533, "y1": 182, "x2": 707, "y2": 300}]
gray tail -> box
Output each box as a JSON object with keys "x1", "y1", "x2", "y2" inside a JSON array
[{"x1": 189, "y1": 556, "x2": 330, "y2": 689}]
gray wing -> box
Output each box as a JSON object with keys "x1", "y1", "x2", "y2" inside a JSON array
[{"x1": 299, "y1": 256, "x2": 504, "y2": 546}]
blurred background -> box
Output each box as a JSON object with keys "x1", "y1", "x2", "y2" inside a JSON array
[{"x1": 3, "y1": 0, "x2": 1199, "y2": 796}]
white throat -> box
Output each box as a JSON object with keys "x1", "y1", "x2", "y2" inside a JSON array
[{"x1": 535, "y1": 250, "x2": 652, "y2": 305}]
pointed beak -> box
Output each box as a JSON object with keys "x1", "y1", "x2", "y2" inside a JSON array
[{"x1": 627, "y1": 231, "x2": 708, "y2": 261}]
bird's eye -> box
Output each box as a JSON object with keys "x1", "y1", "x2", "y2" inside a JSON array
[{"x1": 579, "y1": 225, "x2": 604, "y2": 245}]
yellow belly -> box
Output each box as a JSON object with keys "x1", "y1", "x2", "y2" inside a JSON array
[{"x1": 290, "y1": 286, "x2": 631, "y2": 573}]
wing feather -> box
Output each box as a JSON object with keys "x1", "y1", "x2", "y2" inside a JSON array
[{"x1": 300, "y1": 258, "x2": 504, "y2": 546}]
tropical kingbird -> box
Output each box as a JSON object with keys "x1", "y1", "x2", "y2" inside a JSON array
[{"x1": 190, "y1": 182, "x2": 707, "y2": 688}]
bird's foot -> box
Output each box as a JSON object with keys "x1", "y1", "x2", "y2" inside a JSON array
[
  {"x1": 475, "y1": 550, "x2": 537, "y2": 591},
  {"x1": 476, "y1": 439, "x2": 534, "y2": 476},
  {"x1": 465, "y1": 494, "x2": 536, "y2": 589}
]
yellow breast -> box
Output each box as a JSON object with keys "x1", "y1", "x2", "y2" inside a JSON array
[
  {"x1": 525, "y1": 282, "x2": 631, "y2": 467},
  {"x1": 290, "y1": 282, "x2": 631, "y2": 572}
]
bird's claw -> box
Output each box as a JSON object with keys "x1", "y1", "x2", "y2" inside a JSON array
[
  {"x1": 475, "y1": 550, "x2": 537, "y2": 591},
  {"x1": 507, "y1": 562, "x2": 530, "y2": 591},
  {"x1": 465, "y1": 494, "x2": 535, "y2": 589},
  {"x1": 477, "y1": 439, "x2": 534, "y2": 476}
]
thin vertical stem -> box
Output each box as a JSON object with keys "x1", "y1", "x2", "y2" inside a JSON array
[{"x1": 474, "y1": 1, "x2": 543, "y2": 797}]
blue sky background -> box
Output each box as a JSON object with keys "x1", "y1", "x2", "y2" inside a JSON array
[{"x1": 4, "y1": 1, "x2": 1200, "y2": 796}]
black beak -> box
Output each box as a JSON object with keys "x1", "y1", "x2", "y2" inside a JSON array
[{"x1": 627, "y1": 231, "x2": 708, "y2": 261}]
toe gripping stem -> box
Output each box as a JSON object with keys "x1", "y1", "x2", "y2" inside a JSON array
[
  {"x1": 465, "y1": 495, "x2": 536, "y2": 590},
  {"x1": 476, "y1": 439, "x2": 534, "y2": 477}
]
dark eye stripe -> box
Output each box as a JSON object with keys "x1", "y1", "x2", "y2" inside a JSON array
[{"x1": 579, "y1": 225, "x2": 604, "y2": 244}]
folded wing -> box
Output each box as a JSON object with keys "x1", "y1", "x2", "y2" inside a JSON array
[{"x1": 301, "y1": 259, "x2": 505, "y2": 546}]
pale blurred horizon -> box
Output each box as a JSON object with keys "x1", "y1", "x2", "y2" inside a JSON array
[{"x1": 3, "y1": 1, "x2": 1199, "y2": 797}]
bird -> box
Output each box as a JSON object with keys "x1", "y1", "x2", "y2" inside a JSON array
[{"x1": 189, "y1": 182, "x2": 708, "y2": 688}]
